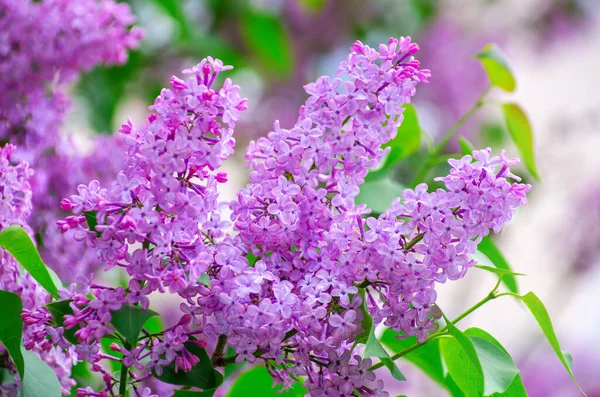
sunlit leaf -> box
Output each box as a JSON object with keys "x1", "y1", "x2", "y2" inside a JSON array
[
  {"x1": 227, "y1": 366, "x2": 306, "y2": 396},
  {"x1": 502, "y1": 103, "x2": 540, "y2": 180},
  {"x1": 515, "y1": 292, "x2": 585, "y2": 395},
  {"x1": 0, "y1": 225, "x2": 60, "y2": 298},
  {"x1": 476, "y1": 43, "x2": 516, "y2": 92},
  {"x1": 383, "y1": 104, "x2": 422, "y2": 168},
  {"x1": 143, "y1": 315, "x2": 164, "y2": 335},
  {"x1": 440, "y1": 321, "x2": 484, "y2": 397}
]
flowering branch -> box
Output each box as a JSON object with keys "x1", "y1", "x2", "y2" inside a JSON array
[{"x1": 1, "y1": 32, "x2": 532, "y2": 397}]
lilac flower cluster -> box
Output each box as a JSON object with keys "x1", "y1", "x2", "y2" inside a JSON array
[
  {"x1": 54, "y1": 58, "x2": 247, "y2": 395},
  {"x1": 0, "y1": 145, "x2": 76, "y2": 395},
  {"x1": 0, "y1": 0, "x2": 142, "y2": 280},
  {"x1": 0, "y1": 0, "x2": 142, "y2": 150},
  {"x1": 51, "y1": 38, "x2": 530, "y2": 396},
  {"x1": 225, "y1": 38, "x2": 529, "y2": 393}
]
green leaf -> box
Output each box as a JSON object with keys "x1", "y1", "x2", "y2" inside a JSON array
[
  {"x1": 380, "y1": 329, "x2": 469, "y2": 395},
  {"x1": 476, "y1": 237, "x2": 520, "y2": 293},
  {"x1": 381, "y1": 331, "x2": 445, "y2": 386},
  {"x1": 110, "y1": 304, "x2": 157, "y2": 346},
  {"x1": 154, "y1": 342, "x2": 222, "y2": 390},
  {"x1": 84, "y1": 211, "x2": 101, "y2": 238},
  {"x1": 464, "y1": 328, "x2": 528, "y2": 397},
  {"x1": 516, "y1": 292, "x2": 585, "y2": 395},
  {"x1": 21, "y1": 347, "x2": 61, "y2": 397},
  {"x1": 445, "y1": 374, "x2": 467, "y2": 397},
  {"x1": 0, "y1": 225, "x2": 60, "y2": 298},
  {"x1": 356, "y1": 178, "x2": 405, "y2": 215},
  {"x1": 47, "y1": 267, "x2": 64, "y2": 290},
  {"x1": 143, "y1": 315, "x2": 164, "y2": 335},
  {"x1": 0, "y1": 291, "x2": 25, "y2": 379},
  {"x1": 470, "y1": 337, "x2": 520, "y2": 395},
  {"x1": 440, "y1": 337, "x2": 483, "y2": 397},
  {"x1": 241, "y1": 9, "x2": 294, "y2": 78},
  {"x1": 227, "y1": 366, "x2": 306, "y2": 396},
  {"x1": 198, "y1": 272, "x2": 211, "y2": 287},
  {"x1": 502, "y1": 103, "x2": 540, "y2": 180},
  {"x1": 383, "y1": 104, "x2": 422, "y2": 168},
  {"x1": 355, "y1": 289, "x2": 374, "y2": 344},
  {"x1": 458, "y1": 136, "x2": 475, "y2": 156},
  {"x1": 46, "y1": 300, "x2": 79, "y2": 345},
  {"x1": 246, "y1": 251, "x2": 259, "y2": 267},
  {"x1": 476, "y1": 43, "x2": 516, "y2": 92},
  {"x1": 364, "y1": 326, "x2": 406, "y2": 381},
  {"x1": 440, "y1": 320, "x2": 484, "y2": 397},
  {"x1": 70, "y1": 360, "x2": 92, "y2": 382}
]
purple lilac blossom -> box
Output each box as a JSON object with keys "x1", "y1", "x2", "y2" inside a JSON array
[
  {"x1": 54, "y1": 37, "x2": 530, "y2": 396},
  {"x1": 0, "y1": 145, "x2": 76, "y2": 394},
  {"x1": 0, "y1": 0, "x2": 142, "y2": 280},
  {"x1": 0, "y1": 0, "x2": 142, "y2": 151}
]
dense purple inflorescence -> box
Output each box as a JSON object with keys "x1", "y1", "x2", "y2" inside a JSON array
[
  {"x1": 47, "y1": 37, "x2": 531, "y2": 396},
  {"x1": 0, "y1": 145, "x2": 77, "y2": 394},
  {"x1": 0, "y1": 0, "x2": 142, "y2": 150},
  {"x1": 0, "y1": 0, "x2": 141, "y2": 280},
  {"x1": 0, "y1": 0, "x2": 142, "y2": 393}
]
